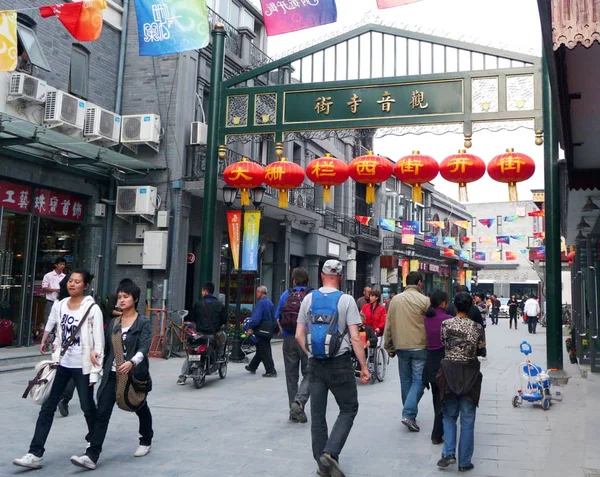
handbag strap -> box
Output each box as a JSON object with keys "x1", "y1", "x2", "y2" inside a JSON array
[
  {"x1": 60, "y1": 303, "x2": 95, "y2": 357},
  {"x1": 22, "y1": 363, "x2": 57, "y2": 399}
]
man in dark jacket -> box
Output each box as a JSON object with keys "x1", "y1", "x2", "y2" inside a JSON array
[{"x1": 245, "y1": 285, "x2": 277, "y2": 377}]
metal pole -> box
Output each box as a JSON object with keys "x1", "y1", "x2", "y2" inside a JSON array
[
  {"x1": 230, "y1": 205, "x2": 246, "y2": 362},
  {"x1": 199, "y1": 24, "x2": 227, "y2": 287},
  {"x1": 542, "y1": 50, "x2": 563, "y2": 370}
]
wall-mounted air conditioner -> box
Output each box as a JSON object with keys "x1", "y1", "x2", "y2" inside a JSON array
[
  {"x1": 120, "y1": 114, "x2": 161, "y2": 152},
  {"x1": 116, "y1": 186, "x2": 158, "y2": 221},
  {"x1": 190, "y1": 121, "x2": 207, "y2": 145},
  {"x1": 44, "y1": 90, "x2": 86, "y2": 131},
  {"x1": 84, "y1": 105, "x2": 121, "y2": 146},
  {"x1": 7, "y1": 72, "x2": 47, "y2": 103}
]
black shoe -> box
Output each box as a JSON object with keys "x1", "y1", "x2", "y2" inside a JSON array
[
  {"x1": 319, "y1": 453, "x2": 344, "y2": 477},
  {"x1": 459, "y1": 464, "x2": 475, "y2": 472},
  {"x1": 437, "y1": 455, "x2": 457, "y2": 468},
  {"x1": 402, "y1": 418, "x2": 420, "y2": 432},
  {"x1": 58, "y1": 400, "x2": 69, "y2": 417},
  {"x1": 245, "y1": 365, "x2": 256, "y2": 374},
  {"x1": 431, "y1": 438, "x2": 444, "y2": 445},
  {"x1": 290, "y1": 402, "x2": 308, "y2": 423},
  {"x1": 262, "y1": 372, "x2": 277, "y2": 378}
]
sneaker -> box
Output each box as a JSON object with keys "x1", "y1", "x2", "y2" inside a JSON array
[
  {"x1": 70, "y1": 455, "x2": 97, "y2": 470},
  {"x1": 290, "y1": 402, "x2": 308, "y2": 423},
  {"x1": 176, "y1": 377, "x2": 186, "y2": 385},
  {"x1": 13, "y1": 453, "x2": 43, "y2": 469},
  {"x1": 245, "y1": 365, "x2": 256, "y2": 374},
  {"x1": 58, "y1": 399, "x2": 69, "y2": 417},
  {"x1": 319, "y1": 453, "x2": 345, "y2": 477},
  {"x1": 401, "y1": 418, "x2": 420, "y2": 432},
  {"x1": 459, "y1": 464, "x2": 475, "y2": 472},
  {"x1": 134, "y1": 445, "x2": 151, "y2": 457},
  {"x1": 262, "y1": 372, "x2": 277, "y2": 378},
  {"x1": 437, "y1": 455, "x2": 457, "y2": 468}
]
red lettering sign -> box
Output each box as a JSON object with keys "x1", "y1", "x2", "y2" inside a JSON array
[
  {"x1": 0, "y1": 180, "x2": 32, "y2": 212},
  {"x1": 33, "y1": 189, "x2": 84, "y2": 222}
]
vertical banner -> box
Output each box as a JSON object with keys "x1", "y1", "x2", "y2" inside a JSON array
[
  {"x1": 377, "y1": 0, "x2": 423, "y2": 8},
  {"x1": 0, "y1": 11, "x2": 17, "y2": 72},
  {"x1": 134, "y1": 0, "x2": 210, "y2": 56},
  {"x1": 227, "y1": 211, "x2": 242, "y2": 270},
  {"x1": 242, "y1": 210, "x2": 261, "y2": 271},
  {"x1": 465, "y1": 270, "x2": 472, "y2": 290},
  {"x1": 402, "y1": 259, "x2": 410, "y2": 287},
  {"x1": 409, "y1": 260, "x2": 419, "y2": 272},
  {"x1": 261, "y1": 0, "x2": 338, "y2": 36},
  {"x1": 458, "y1": 270, "x2": 466, "y2": 286}
]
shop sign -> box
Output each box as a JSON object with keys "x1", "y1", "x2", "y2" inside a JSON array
[
  {"x1": 429, "y1": 264, "x2": 440, "y2": 273},
  {"x1": 0, "y1": 180, "x2": 32, "y2": 213},
  {"x1": 34, "y1": 189, "x2": 84, "y2": 222},
  {"x1": 187, "y1": 253, "x2": 195, "y2": 264}
]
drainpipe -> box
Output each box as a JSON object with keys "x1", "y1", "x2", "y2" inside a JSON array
[{"x1": 115, "y1": 0, "x2": 130, "y2": 115}]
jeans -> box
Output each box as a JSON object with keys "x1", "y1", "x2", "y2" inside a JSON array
[
  {"x1": 396, "y1": 349, "x2": 427, "y2": 419},
  {"x1": 62, "y1": 378, "x2": 76, "y2": 404},
  {"x1": 509, "y1": 310, "x2": 518, "y2": 329},
  {"x1": 491, "y1": 310, "x2": 499, "y2": 325},
  {"x1": 442, "y1": 393, "x2": 477, "y2": 467},
  {"x1": 248, "y1": 338, "x2": 276, "y2": 374},
  {"x1": 86, "y1": 372, "x2": 153, "y2": 463},
  {"x1": 29, "y1": 366, "x2": 96, "y2": 457},
  {"x1": 309, "y1": 354, "x2": 358, "y2": 463},
  {"x1": 283, "y1": 335, "x2": 310, "y2": 407},
  {"x1": 528, "y1": 316, "x2": 538, "y2": 333}
]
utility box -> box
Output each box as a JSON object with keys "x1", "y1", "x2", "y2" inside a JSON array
[
  {"x1": 116, "y1": 244, "x2": 144, "y2": 265},
  {"x1": 143, "y1": 231, "x2": 168, "y2": 269}
]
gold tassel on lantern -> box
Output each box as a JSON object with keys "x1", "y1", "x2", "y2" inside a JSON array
[
  {"x1": 278, "y1": 190, "x2": 289, "y2": 208},
  {"x1": 366, "y1": 184, "x2": 375, "y2": 204},
  {"x1": 323, "y1": 186, "x2": 332, "y2": 204},
  {"x1": 240, "y1": 189, "x2": 250, "y2": 206},
  {"x1": 458, "y1": 183, "x2": 468, "y2": 203},
  {"x1": 412, "y1": 184, "x2": 423, "y2": 203},
  {"x1": 508, "y1": 182, "x2": 518, "y2": 201}
]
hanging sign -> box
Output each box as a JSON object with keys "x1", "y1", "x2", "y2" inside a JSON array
[
  {"x1": 401, "y1": 234, "x2": 415, "y2": 245},
  {"x1": 242, "y1": 210, "x2": 261, "y2": 271},
  {"x1": 0, "y1": 180, "x2": 32, "y2": 212},
  {"x1": 402, "y1": 220, "x2": 419, "y2": 235},
  {"x1": 261, "y1": 0, "x2": 338, "y2": 36},
  {"x1": 34, "y1": 189, "x2": 84, "y2": 222},
  {"x1": 458, "y1": 270, "x2": 466, "y2": 286},
  {"x1": 505, "y1": 251, "x2": 518, "y2": 261},
  {"x1": 379, "y1": 218, "x2": 396, "y2": 232},
  {"x1": 424, "y1": 236, "x2": 438, "y2": 247},
  {"x1": 473, "y1": 251, "x2": 486, "y2": 261},
  {"x1": 410, "y1": 260, "x2": 419, "y2": 272},
  {"x1": 227, "y1": 210, "x2": 241, "y2": 270},
  {"x1": 0, "y1": 11, "x2": 17, "y2": 72},
  {"x1": 401, "y1": 259, "x2": 410, "y2": 286},
  {"x1": 442, "y1": 237, "x2": 456, "y2": 246}
]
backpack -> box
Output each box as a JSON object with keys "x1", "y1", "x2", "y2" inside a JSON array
[
  {"x1": 306, "y1": 290, "x2": 345, "y2": 359},
  {"x1": 280, "y1": 287, "x2": 312, "y2": 332}
]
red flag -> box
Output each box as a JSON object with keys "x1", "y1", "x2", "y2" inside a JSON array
[
  {"x1": 40, "y1": 1, "x2": 106, "y2": 42},
  {"x1": 505, "y1": 251, "x2": 518, "y2": 261},
  {"x1": 377, "y1": 0, "x2": 423, "y2": 8},
  {"x1": 444, "y1": 248, "x2": 455, "y2": 257},
  {"x1": 528, "y1": 209, "x2": 545, "y2": 217},
  {"x1": 533, "y1": 232, "x2": 546, "y2": 239},
  {"x1": 355, "y1": 215, "x2": 372, "y2": 226}
]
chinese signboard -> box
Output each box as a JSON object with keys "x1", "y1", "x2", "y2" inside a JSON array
[{"x1": 283, "y1": 79, "x2": 463, "y2": 125}]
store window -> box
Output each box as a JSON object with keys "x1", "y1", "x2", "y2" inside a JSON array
[{"x1": 69, "y1": 44, "x2": 90, "y2": 99}]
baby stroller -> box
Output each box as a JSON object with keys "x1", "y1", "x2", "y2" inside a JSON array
[{"x1": 512, "y1": 341, "x2": 561, "y2": 410}]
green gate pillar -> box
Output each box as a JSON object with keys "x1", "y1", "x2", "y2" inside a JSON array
[
  {"x1": 542, "y1": 50, "x2": 564, "y2": 372},
  {"x1": 199, "y1": 24, "x2": 226, "y2": 288}
]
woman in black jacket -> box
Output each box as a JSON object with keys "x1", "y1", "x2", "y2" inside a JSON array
[{"x1": 70, "y1": 280, "x2": 153, "y2": 470}]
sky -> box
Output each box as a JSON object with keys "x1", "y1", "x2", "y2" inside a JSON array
[{"x1": 255, "y1": 0, "x2": 544, "y2": 203}]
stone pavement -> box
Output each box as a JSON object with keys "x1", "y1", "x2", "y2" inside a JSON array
[{"x1": 0, "y1": 319, "x2": 597, "y2": 477}]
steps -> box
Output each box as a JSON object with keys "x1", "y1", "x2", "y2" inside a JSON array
[{"x1": 0, "y1": 346, "x2": 45, "y2": 373}]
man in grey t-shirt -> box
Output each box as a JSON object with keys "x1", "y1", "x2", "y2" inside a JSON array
[{"x1": 296, "y1": 260, "x2": 370, "y2": 477}]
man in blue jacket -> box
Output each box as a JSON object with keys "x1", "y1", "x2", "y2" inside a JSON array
[{"x1": 245, "y1": 285, "x2": 277, "y2": 377}]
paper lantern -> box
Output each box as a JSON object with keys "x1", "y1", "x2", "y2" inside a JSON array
[
  {"x1": 348, "y1": 151, "x2": 393, "y2": 204},
  {"x1": 487, "y1": 148, "x2": 536, "y2": 201},
  {"x1": 440, "y1": 150, "x2": 486, "y2": 202},
  {"x1": 223, "y1": 158, "x2": 265, "y2": 206},
  {"x1": 264, "y1": 158, "x2": 305, "y2": 208},
  {"x1": 394, "y1": 151, "x2": 439, "y2": 203},
  {"x1": 306, "y1": 153, "x2": 349, "y2": 204}
]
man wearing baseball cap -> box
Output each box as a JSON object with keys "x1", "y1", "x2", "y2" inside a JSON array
[{"x1": 296, "y1": 259, "x2": 370, "y2": 477}]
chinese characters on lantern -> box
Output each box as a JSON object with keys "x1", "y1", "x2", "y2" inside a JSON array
[
  {"x1": 355, "y1": 161, "x2": 377, "y2": 176},
  {"x1": 310, "y1": 160, "x2": 336, "y2": 178},
  {"x1": 448, "y1": 156, "x2": 474, "y2": 174},
  {"x1": 498, "y1": 155, "x2": 525, "y2": 174},
  {"x1": 265, "y1": 165, "x2": 286, "y2": 181},
  {"x1": 398, "y1": 158, "x2": 423, "y2": 176}
]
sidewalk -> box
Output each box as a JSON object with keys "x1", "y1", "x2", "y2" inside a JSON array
[{"x1": 0, "y1": 321, "x2": 595, "y2": 476}]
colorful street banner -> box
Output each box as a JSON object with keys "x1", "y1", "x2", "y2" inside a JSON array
[
  {"x1": 505, "y1": 251, "x2": 518, "y2": 261},
  {"x1": 401, "y1": 259, "x2": 410, "y2": 287},
  {"x1": 533, "y1": 232, "x2": 546, "y2": 239},
  {"x1": 460, "y1": 237, "x2": 472, "y2": 244},
  {"x1": 0, "y1": 11, "x2": 17, "y2": 72},
  {"x1": 536, "y1": 247, "x2": 546, "y2": 259},
  {"x1": 424, "y1": 236, "x2": 438, "y2": 247},
  {"x1": 466, "y1": 270, "x2": 473, "y2": 290},
  {"x1": 478, "y1": 236, "x2": 493, "y2": 244},
  {"x1": 410, "y1": 260, "x2": 419, "y2": 272},
  {"x1": 40, "y1": 0, "x2": 107, "y2": 41},
  {"x1": 402, "y1": 220, "x2": 420, "y2": 235},
  {"x1": 401, "y1": 234, "x2": 415, "y2": 245},
  {"x1": 134, "y1": 0, "x2": 209, "y2": 56},
  {"x1": 355, "y1": 215, "x2": 372, "y2": 225},
  {"x1": 261, "y1": 0, "x2": 338, "y2": 36},
  {"x1": 520, "y1": 249, "x2": 529, "y2": 255},
  {"x1": 379, "y1": 218, "x2": 396, "y2": 232},
  {"x1": 473, "y1": 251, "x2": 486, "y2": 261},
  {"x1": 442, "y1": 236, "x2": 456, "y2": 246},
  {"x1": 426, "y1": 220, "x2": 445, "y2": 228},
  {"x1": 497, "y1": 236, "x2": 511, "y2": 245},
  {"x1": 377, "y1": 0, "x2": 423, "y2": 8},
  {"x1": 510, "y1": 234, "x2": 526, "y2": 241},
  {"x1": 503, "y1": 215, "x2": 520, "y2": 223},
  {"x1": 227, "y1": 210, "x2": 241, "y2": 270},
  {"x1": 479, "y1": 218, "x2": 495, "y2": 228},
  {"x1": 453, "y1": 220, "x2": 470, "y2": 230},
  {"x1": 528, "y1": 209, "x2": 545, "y2": 217},
  {"x1": 443, "y1": 247, "x2": 455, "y2": 257},
  {"x1": 242, "y1": 210, "x2": 261, "y2": 271},
  {"x1": 458, "y1": 250, "x2": 470, "y2": 261},
  {"x1": 458, "y1": 270, "x2": 466, "y2": 286},
  {"x1": 490, "y1": 252, "x2": 501, "y2": 262}
]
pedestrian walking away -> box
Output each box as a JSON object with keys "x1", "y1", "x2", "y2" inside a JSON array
[
  {"x1": 71, "y1": 280, "x2": 154, "y2": 470},
  {"x1": 508, "y1": 295, "x2": 519, "y2": 330},
  {"x1": 296, "y1": 259, "x2": 370, "y2": 477},
  {"x1": 436, "y1": 292, "x2": 486, "y2": 473},
  {"x1": 384, "y1": 271, "x2": 430, "y2": 432},
  {"x1": 524, "y1": 295, "x2": 541, "y2": 334},
  {"x1": 275, "y1": 267, "x2": 313, "y2": 423},
  {"x1": 13, "y1": 270, "x2": 105, "y2": 470},
  {"x1": 245, "y1": 285, "x2": 277, "y2": 377}
]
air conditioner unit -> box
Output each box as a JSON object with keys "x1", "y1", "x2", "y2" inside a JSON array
[
  {"x1": 44, "y1": 90, "x2": 86, "y2": 131},
  {"x1": 190, "y1": 121, "x2": 207, "y2": 145},
  {"x1": 121, "y1": 114, "x2": 161, "y2": 151},
  {"x1": 116, "y1": 186, "x2": 158, "y2": 217},
  {"x1": 7, "y1": 72, "x2": 48, "y2": 103},
  {"x1": 84, "y1": 105, "x2": 121, "y2": 146}
]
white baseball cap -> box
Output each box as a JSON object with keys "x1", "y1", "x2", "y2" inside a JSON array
[{"x1": 322, "y1": 259, "x2": 343, "y2": 276}]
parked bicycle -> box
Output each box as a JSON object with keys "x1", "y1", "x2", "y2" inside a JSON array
[{"x1": 162, "y1": 310, "x2": 190, "y2": 359}]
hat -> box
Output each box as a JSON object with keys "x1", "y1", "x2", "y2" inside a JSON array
[{"x1": 322, "y1": 259, "x2": 343, "y2": 276}]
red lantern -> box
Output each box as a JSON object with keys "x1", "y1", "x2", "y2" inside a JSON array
[
  {"x1": 394, "y1": 151, "x2": 439, "y2": 203},
  {"x1": 348, "y1": 151, "x2": 393, "y2": 204},
  {"x1": 264, "y1": 158, "x2": 305, "y2": 208},
  {"x1": 567, "y1": 250, "x2": 576, "y2": 261},
  {"x1": 440, "y1": 150, "x2": 486, "y2": 202},
  {"x1": 487, "y1": 148, "x2": 536, "y2": 201},
  {"x1": 306, "y1": 153, "x2": 349, "y2": 204},
  {"x1": 223, "y1": 158, "x2": 265, "y2": 206}
]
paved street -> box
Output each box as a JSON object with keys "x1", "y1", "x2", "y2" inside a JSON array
[{"x1": 0, "y1": 320, "x2": 597, "y2": 477}]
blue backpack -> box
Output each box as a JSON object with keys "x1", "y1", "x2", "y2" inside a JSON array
[{"x1": 306, "y1": 290, "x2": 345, "y2": 359}]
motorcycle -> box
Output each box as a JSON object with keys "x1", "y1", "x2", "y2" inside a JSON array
[{"x1": 183, "y1": 325, "x2": 229, "y2": 389}]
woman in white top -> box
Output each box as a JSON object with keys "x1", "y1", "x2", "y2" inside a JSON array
[{"x1": 13, "y1": 270, "x2": 105, "y2": 470}]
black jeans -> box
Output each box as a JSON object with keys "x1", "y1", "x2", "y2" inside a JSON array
[
  {"x1": 248, "y1": 338, "x2": 275, "y2": 374},
  {"x1": 309, "y1": 354, "x2": 358, "y2": 463},
  {"x1": 491, "y1": 309, "x2": 499, "y2": 325},
  {"x1": 29, "y1": 366, "x2": 96, "y2": 457},
  {"x1": 431, "y1": 381, "x2": 443, "y2": 441},
  {"x1": 87, "y1": 372, "x2": 153, "y2": 463},
  {"x1": 283, "y1": 335, "x2": 310, "y2": 407},
  {"x1": 509, "y1": 310, "x2": 518, "y2": 329},
  {"x1": 528, "y1": 316, "x2": 538, "y2": 333},
  {"x1": 62, "y1": 378, "x2": 76, "y2": 403}
]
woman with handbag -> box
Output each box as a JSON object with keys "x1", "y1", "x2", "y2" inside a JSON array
[
  {"x1": 14, "y1": 270, "x2": 104, "y2": 470},
  {"x1": 70, "y1": 280, "x2": 154, "y2": 470}
]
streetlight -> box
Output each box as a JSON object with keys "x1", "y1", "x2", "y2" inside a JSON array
[{"x1": 223, "y1": 185, "x2": 266, "y2": 362}]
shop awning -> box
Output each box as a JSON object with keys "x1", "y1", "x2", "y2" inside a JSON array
[{"x1": 0, "y1": 112, "x2": 163, "y2": 180}]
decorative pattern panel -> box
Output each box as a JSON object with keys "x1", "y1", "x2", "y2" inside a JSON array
[
  {"x1": 472, "y1": 77, "x2": 499, "y2": 113},
  {"x1": 473, "y1": 119, "x2": 535, "y2": 132},
  {"x1": 506, "y1": 75, "x2": 534, "y2": 111},
  {"x1": 226, "y1": 95, "x2": 249, "y2": 128},
  {"x1": 255, "y1": 93, "x2": 277, "y2": 126}
]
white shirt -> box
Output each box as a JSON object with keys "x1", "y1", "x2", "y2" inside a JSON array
[
  {"x1": 59, "y1": 303, "x2": 84, "y2": 369},
  {"x1": 111, "y1": 325, "x2": 144, "y2": 372},
  {"x1": 42, "y1": 270, "x2": 66, "y2": 302},
  {"x1": 524, "y1": 298, "x2": 540, "y2": 317}
]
